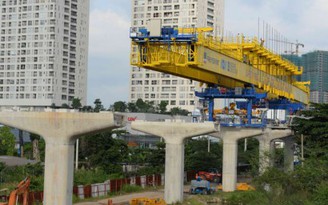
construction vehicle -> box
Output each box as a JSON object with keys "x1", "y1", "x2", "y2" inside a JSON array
[
  {"x1": 190, "y1": 177, "x2": 215, "y2": 195},
  {"x1": 130, "y1": 23, "x2": 310, "y2": 125},
  {"x1": 0, "y1": 177, "x2": 30, "y2": 205},
  {"x1": 197, "y1": 168, "x2": 222, "y2": 183},
  {"x1": 130, "y1": 197, "x2": 166, "y2": 205}
]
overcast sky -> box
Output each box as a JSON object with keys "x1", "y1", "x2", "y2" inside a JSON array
[{"x1": 87, "y1": 0, "x2": 328, "y2": 108}]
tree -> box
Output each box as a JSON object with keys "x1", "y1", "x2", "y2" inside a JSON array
[
  {"x1": 71, "y1": 97, "x2": 82, "y2": 109},
  {"x1": 157, "y1": 101, "x2": 168, "y2": 114},
  {"x1": 61, "y1": 103, "x2": 70, "y2": 108},
  {"x1": 0, "y1": 126, "x2": 16, "y2": 156},
  {"x1": 81, "y1": 105, "x2": 93, "y2": 112},
  {"x1": 94, "y1": 98, "x2": 104, "y2": 112},
  {"x1": 112, "y1": 101, "x2": 127, "y2": 112},
  {"x1": 79, "y1": 131, "x2": 128, "y2": 173},
  {"x1": 293, "y1": 103, "x2": 328, "y2": 158},
  {"x1": 127, "y1": 102, "x2": 138, "y2": 112},
  {"x1": 169, "y1": 107, "x2": 190, "y2": 116},
  {"x1": 135, "y1": 99, "x2": 156, "y2": 113},
  {"x1": 185, "y1": 138, "x2": 222, "y2": 171}
]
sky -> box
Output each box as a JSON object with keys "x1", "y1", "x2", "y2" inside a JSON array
[{"x1": 87, "y1": 0, "x2": 328, "y2": 108}]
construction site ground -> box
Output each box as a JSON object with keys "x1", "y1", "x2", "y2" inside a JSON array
[
  {"x1": 75, "y1": 190, "x2": 165, "y2": 205},
  {"x1": 74, "y1": 177, "x2": 252, "y2": 205}
]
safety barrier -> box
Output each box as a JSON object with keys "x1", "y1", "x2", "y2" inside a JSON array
[{"x1": 0, "y1": 171, "x2": 196, "y2": 203}]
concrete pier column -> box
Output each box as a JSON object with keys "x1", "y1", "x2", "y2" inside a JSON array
[
  {"x1": 132, "y1": 121, "x2": 218, "y2": 204},
  {"x1": 43, "y1": 138, "x2": 75, "y2": 204},
  {"x1": 256, "y1": 129, "x2": 293, "y2": 174},
  {"x1": 0, "y1": 111, "x2": 122, "y2": 205},
  {"x1": 257, "y1": 134, "x2": 274, "y2": 174},
  {"x1": 165, "y1": 142, "x2": 184, "y2": 202},
  {"x1": 222, "y1": 138, "x2": 238, "y2": 192},
  {"x1": 219, "y1": 127, "x2": 263, "y2": 192},
  {"x1": 284, "y1": 137, "x2": 295, "y2": 172}
]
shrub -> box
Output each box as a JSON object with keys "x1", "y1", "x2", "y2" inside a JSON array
[{"x1": 120, "y1": 184, "x2": 143, "y2": 193}]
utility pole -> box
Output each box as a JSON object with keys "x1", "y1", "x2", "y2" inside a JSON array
[
  {"x1": 75, "y1": 139, "x2": 79, "y2": 170},
  {"x1": 301, "y1": 134, "x2": 304, "y2": 166}
]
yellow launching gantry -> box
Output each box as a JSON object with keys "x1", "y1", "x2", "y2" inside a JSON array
[{"x1": 130, "y1": 26, "x2": 310, "y2": 105}]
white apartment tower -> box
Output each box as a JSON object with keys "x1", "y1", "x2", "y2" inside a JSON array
[
  {"x1": 130, "y1": 0, "x2": 225, "y2": 111},
  {"x1": 0, "y1": 0, "x2": 89, "y2": 109}
]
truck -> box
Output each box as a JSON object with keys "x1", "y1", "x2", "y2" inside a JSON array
[
  {"x1": 197, "y1": 168, "x2": 222, "y2": 183},
  {"x1": 189, "y1": 178, "x2": 215, "y2": 195}
]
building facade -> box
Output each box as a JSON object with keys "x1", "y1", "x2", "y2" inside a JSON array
[
  {"x1": 130, "y1": 0, "x2": 225, "y2": 111},
  {"x1": 0, "y1": 0, "x2": 89, "y2": 109},
  {"x1": 301, "y1": 51, "x2": 328, "y2": 103}
]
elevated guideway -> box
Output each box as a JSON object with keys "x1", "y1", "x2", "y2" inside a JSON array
[{"x1": 130, "y1": 27, "x2": 310, "y2": 105}]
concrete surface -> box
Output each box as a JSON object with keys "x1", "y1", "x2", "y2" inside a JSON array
[
  {"x1": 220, "y1": 127, "x2": 263, "y2": 192},
  {"x1": 256, "y1": 129, "x2": 293, "y2": 174},
  {"x1": 131, "y1": 121, "x2": 218, "y2": 204}
]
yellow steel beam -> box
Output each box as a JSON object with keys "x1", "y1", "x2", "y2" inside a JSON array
[{"x1": 130, "y1": 28, "x2": 310, "y2": 104}]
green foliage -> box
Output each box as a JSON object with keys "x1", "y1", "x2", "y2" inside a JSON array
[
  {"x1": 293, "y1": 158, "x2": 328, "y2": 193},
  {"x1": 29, "y1": 175, "x2": 44, "y2": 191},
  {"x1": 135, "y1": 99, "x2": 155, "y2": 113},
  {"x1": 312, "y1": 182, "x2": 328, "y2": 205},
  {"x1": 0, "y1": 163, "x2": 44, "y2": 191},
  {"x1": 71, "y1": 97, "x2": 82, "y2": 109},
  {"x1": 120, "y1": 184, "x2": 143, "y2": 193},
  {"x1": 135, "y1": 166, "x2": 164, "y2": 176},
  {"x1": 224, "y1": 191, "x2": 268, "y2": 205},
  {"x1": 169, "y1": 107, "x2": 190, "y2": 116},
  {"x1": 157, "y1": 101, "x2": 168, "y2": 114},
  {"x1": 94, "y1": 98, "x2": 104, "y2": 112},
  {"x1": 81, "y1": 105, "x2": 93, "y2": 112},
  {"x1": 0, "y1": 126, "x2": 15, "y2": 156},
  {"x1": 126, "y1": 142, "x2": 165, "y2": 175},
  {"x1": 293, "y1": 103, "x2": 328, "y2": 158},
  {"x1": 61, "y1": 103, "x2": 70, "y2": 108},
  {"x1": 112, "y1": 101, "x2": 127, "y2": 112},
  {"x1": 74, "y1": 169, "x2": 118, "y2": 185},
  {"x1": 79, "y1": 132, "x2": 128, "y2": 173},
  {"x1": 254, "y1": 167, "x2": 300, "y2": 196},
  {"x1": 127, "y1": 102, "x2": 138, "y2": 112},
  {"x1": 237, "y1": 138, "x2": 259, "y2": 175},
  {"x1": 185, "y1": 138, "x2": 222, "y2": 171}
]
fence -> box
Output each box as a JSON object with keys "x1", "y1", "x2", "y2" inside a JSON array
[{"x1": 0, "y1": 171, "x2": 196, "y2": 203}]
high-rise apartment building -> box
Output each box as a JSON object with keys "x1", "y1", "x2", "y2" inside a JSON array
[
  {"x1": 302, "y1": 50, "x2": 328, "y2": 103},
  {"x1": 130, "y1": 0, "x2": 225, "y2": 111},
  {"x1": 0, "y1": 0, "x2": 89, "y2": 109}
]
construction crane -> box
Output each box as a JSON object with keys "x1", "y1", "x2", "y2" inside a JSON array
[
  {"x1": 130, "y1": 25, "x2": 309, "y2": 103},
  {"x1": 130, "y1": 23, "x2": 310, "y2": 125},
  {"x1": 270, "y1": 39, "x2": 304, "y2": 55}
]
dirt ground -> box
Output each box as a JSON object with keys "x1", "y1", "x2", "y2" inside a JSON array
[
  {"x1": 75, "y1": 191, "x2": 164, "y2": 205},
  {"x1": 74, "y1": 186, "x2": 193, "y2": 205}
]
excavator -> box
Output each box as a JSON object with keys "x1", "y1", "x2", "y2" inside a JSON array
[{"x1": 0, "y1": 177, "x2": 30, "y2": 205}]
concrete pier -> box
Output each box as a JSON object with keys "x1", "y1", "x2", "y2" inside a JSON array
[
  {"x1": 0, "y1": 111, "x2": 123, "y2": 205},
  {"x1": 284, "y1": 136, "x2": 295, "y2": 172},
  {"x1": 131, "y1": 121, "x2": 218, "y2": 204},
  {"x1": 220, "y1": 127, "x2": 263, "y2": 192},
  {"x1": 256, "y1": 129, "x2": 293, "y2": 174}
]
